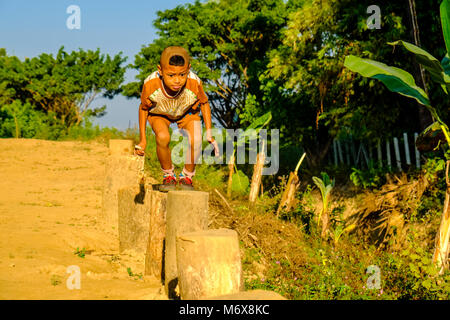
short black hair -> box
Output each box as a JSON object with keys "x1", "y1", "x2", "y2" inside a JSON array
[{"x1": 168, "y1": 55, "x2": 185, "y2": 66}]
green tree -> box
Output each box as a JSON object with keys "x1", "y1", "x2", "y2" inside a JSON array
[
  {"x1": 122, "y1": 0, "x2": 287, "y2": 128},
  {"x1": 0, "y1": 47, "x2": 127, "y2": 130}
]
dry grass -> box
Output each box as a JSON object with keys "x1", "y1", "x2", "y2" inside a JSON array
[
  {"x1": 207, "y1": 190, "x2": 308, "y2": 279},
  {"x1": 347, "y1": 173, "x2": 430, "y2": 249}
]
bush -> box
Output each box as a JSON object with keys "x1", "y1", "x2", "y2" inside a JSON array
[{"x1": 0, "y1": 100, "x2": 64, "y2": 139}]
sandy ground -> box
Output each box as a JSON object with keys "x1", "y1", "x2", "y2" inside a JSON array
[{"x1": 0, "y1": 138, "x2": 166, "y2": 300}]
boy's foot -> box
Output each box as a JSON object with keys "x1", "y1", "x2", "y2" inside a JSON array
[
  {"x1": 178, "y1": 174, "x2": 194, "y2": 190},
  {"x1": 158, "y1": 174, "x2": 177, "y2": 192}
]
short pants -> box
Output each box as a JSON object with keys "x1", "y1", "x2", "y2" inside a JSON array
[{"x1": 147, "y1": 111, "x2": 201, "y2": 130}]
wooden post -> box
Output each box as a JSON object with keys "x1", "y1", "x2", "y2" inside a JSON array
[
  {"x1": 403, "y1": 133, "x2": 411, "y2": 166},
  {"x1": 386, "y1": 140, "x2": 392, "y2": 169},
  {"x1": 336, "y1": 140, "x2": 344, "y2": 164},
  {"x1": 226, "y1": 153, "x2": 235, "y2": 198},
  {"x1": 101, "y1": 140, "x2": 144, "y2": 227},
  {"x1": 393, "y1": 137, "x2": 402, "y2": 171},
  {"x1": 414, "y1": 132, "x2": 421, "y2": 169},
  {"x1": 165, "y1": 191, "x2": 209, "y2": 298},
  {"x1": 276, "y1": 153, "x2": 306, "y2": 217},
  {"x1": 360, "y1": 143, "x2": 370, "y2": 168},
  {"x1": 109, "y1": 139, "x2": 134, "y2": 156},
  {"x1": 117, "y1": 183, "x2": 151, "y2": 253},
  {"x1": 176, "y1": 229, "x2": 243, "y2": 300},
  {"x1": 344, "y1": 140, "x2": 350, "y2": 165},
  {"x1": 377, "y1": 139, "x2": 382, "y2": 168},
  {"x1": 144, "y1": 190, "x2": 168, "y2": 281},
  {"x1": 249, "y1": 141, "x2": 266, "y2": 203}
]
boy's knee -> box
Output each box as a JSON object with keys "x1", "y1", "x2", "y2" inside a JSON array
[{"x1": 156, "y1": 131, "x2": 171, "y2": 146}]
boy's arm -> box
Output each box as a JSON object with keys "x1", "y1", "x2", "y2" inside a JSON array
[
  {"x1": 138, "y1": 104, "x2": 148, "y2": 143},
  {"x1": 135, "y1": 104, "x2": 148, "y2": 156},
  {"x1": 200, "y1": 101, "x2": 213, "y2": 137},
  {"x1": 200, "y1": 101, "x2": 219, "y2": 156}
]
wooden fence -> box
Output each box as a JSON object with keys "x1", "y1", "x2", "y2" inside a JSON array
[{"x1": 330, "y1": 132, "x2": 422, "y2": 171}]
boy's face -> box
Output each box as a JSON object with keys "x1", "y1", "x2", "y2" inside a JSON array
[{"x1": 158, "y1": 62, "x2": 190, "y2": 94}]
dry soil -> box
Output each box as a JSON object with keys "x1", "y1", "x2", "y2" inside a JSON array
[{"x1": 0, "y1": 138, "x2": 166, "y2": 300}]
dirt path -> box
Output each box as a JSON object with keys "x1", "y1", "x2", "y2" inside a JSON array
[{"x1": 0, "y1": 139, "x2": 166, "y2": 300}]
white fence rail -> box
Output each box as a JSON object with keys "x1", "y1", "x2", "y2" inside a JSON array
[{"x1": 330, "y1": 132, "x2": 421, "y2": 171}]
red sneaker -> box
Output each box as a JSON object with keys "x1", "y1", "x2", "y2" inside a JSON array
[
  {"x1": 159, "y1": 174, "x2": 177, "y2": 191},
  {"x1": 178, "y1": 173, "x2": 194, "y2": 190}
]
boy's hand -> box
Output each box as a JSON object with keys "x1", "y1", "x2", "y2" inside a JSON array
[
  {"x1": 134, "y1": 141, "x2": 146, "y2": 156},
  {"x1": 206, "y1": 133, "x2": 219, "y2": 157}
]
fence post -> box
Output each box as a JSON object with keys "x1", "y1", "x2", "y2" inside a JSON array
[
  {"x1": 344, "y1": 141, "x2": 351, "y2": 165},
  {"x1": 361, "y1": 143, "x2": 370, "y2": 168},
  {"x1": 386, "y1": 140, "x2": 392, "y2": 169},
  {"x1": 393, "y1": 137, "x2": 402, "y2": 171},
  {"x1": 377, "y1": 139, "x2": 382, "y2": 168},
  {"x1": 403, "y1": 132, "x2": 411, "y2": 166},
  {"x1": 414, "y1": 132, "x2": 421, "y2": 169},
  {"x1": 337, "y1": 140, "x2": 344, "y2": 164}
]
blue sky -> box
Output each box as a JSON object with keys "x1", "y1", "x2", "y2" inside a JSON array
[{"x1": 0, "y1": 0, "x2": 195, "y2": 130}]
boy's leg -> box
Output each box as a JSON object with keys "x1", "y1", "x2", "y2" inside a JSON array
[
  {"x1": 178, "y1": 114, "x2": 202, "y2": 180},
  {"x1": 148, "y1": 115, "x2": 176, "y2": 179}
]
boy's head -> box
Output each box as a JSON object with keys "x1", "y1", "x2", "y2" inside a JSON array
[{"x1": 158, "y1": 46, "x2": 191, "y2": 94}]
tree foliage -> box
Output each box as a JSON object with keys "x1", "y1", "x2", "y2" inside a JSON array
[
  {"x1": 0, "y1": 47, "x2": 126, "y2": 134},
  {"x1": 122, "y1": 0, "x2": 287, "y2": 128}
]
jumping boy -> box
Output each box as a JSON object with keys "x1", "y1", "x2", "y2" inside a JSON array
[{"x1": 134, "y1": 46, "x2": 218, "y2": 190}]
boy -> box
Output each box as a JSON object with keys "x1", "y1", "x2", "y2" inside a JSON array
[{"x1": 135, "y1": 46, "x2": 218, "y2": 190}]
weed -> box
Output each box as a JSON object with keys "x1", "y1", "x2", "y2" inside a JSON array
[
  {"x1": 127, "y1": 267, "x2": 143, "y2": 280},
  {"x1": 74, "y1": 247, "x2": 86, "y2": 258},
  {"x1": 50, "y1": 274, "x2": 62, "y2": 286}
]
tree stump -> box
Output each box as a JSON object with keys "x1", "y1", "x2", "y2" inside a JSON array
[
  {"x1": 117, "y1": 183, "x2": 151, "y2": 253},
  {"x1": 176, "y1": 228, "x2": 243, "y2": 300},
  {"x1": 249, "y1": 151, "x2": 266, "y2": 203},
  {"x1": 109, "y1": 139, "x2": 134, "y2": 156},
  {"x1": 165, "y1": 190, "x2": 209, "y2": 298},
  {"x1": 144, "y1": 190, "x2": 168, "y2": 281},
  {"x1": 101, "y1": 154, "x2": 144, "y2": 227}
]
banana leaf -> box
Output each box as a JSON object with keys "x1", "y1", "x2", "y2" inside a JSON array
[
  {"x1": 344, "y1": 55, "x2": 430, "y2": 106},
  {"x1": 236, "y1": 111, "x2": 272, "y2": 147},
  {"x1": 387, "y1": 40, "x2": 450, "y2": 94},
  {"x1": 441, "y1": 0, "x2": 450, "y2": 54},
  {"x1": 231, "y1": 169, "x2": 249, "y2": 194},
  {"x1": 443, "y1": 54, "x2": 450, "y2": 77}
]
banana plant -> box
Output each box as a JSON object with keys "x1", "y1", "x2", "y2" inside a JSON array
[
  {"x1": 226, "y1": 111, "x2": 272, "y2": 198},
  {"x1": 312, "y1": 172, "x2": 335, "y2": 239},
  {"x1": 344, "y1": 0, "x2": 450, "y2": 272}
]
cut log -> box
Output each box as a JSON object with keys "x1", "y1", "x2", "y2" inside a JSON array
[
  {"x1": 109, "y1": 139, "x2": 134, "y2": 156},
  {"x1": 165, "y1": 191, "x2": 209, "y2": 298},
  {"x1": 276, "y1": 153, "x2": 305, "y2": 217},
  {"x1": 249, "y1": 150, "x2": 266, "y2": 203},
  {"x1": 226, "y1": 153, "x2": 235, "y2": 198},
  {"x1": 117, "y1": 183, "x2": 151, "y2": 253},
  {"x1": 101, "y1": 154, "x2": 144, "y2": 227},
  {"x1": 176, "y1": 228, "x2": 243, "y2": 300},
  {"x1": 202, "y1": 289, "x2": 287, "y2": 300},
  {"x1": 144, "y1": 190, "x2": 168, "y2": 281}
]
